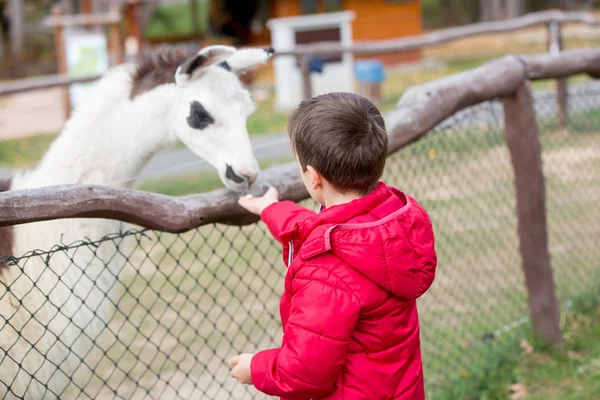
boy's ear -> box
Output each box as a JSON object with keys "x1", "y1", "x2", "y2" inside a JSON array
[{"x1": 306, "y1": 165, "x2": 322, "y2": 190}]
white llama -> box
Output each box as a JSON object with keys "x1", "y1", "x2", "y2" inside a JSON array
[{"x1": 0, "y1": 45, "x2": 273, "y2": 399}]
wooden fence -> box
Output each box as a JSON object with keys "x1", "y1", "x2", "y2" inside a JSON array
[
  {"x1": 2, "y1": 47, "x2": 600, "y2": 347},
  {"x1": 0, "y1": 8, "x2": 597, "y2": 100}
]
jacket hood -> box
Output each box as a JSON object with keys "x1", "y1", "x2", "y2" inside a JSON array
[{"x1": 286, "y1": 183, "x2": 437, "y2": 300}]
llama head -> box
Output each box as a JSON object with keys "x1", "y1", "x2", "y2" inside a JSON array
[{"x1": 168, "y1": 45, "x2": 274, "y2": 192}]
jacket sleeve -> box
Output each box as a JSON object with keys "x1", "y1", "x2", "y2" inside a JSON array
[
  {"x1": 260, "y1": 201, "x2": 316, "y2": 244},
  {"x1": 250, "y1": 268, "x2": 361, "y2": 399}
]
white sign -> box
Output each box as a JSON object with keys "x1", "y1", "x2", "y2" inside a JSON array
[
  {"x1": 64, "y1": 28, "x2": 109, "y2": 110},
  {"x1": 267, "y1": 11, "x2": 355, "y2": 112}
]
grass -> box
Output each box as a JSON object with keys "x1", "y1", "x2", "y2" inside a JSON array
[
  {"x1": 0, "y1": 134, "x2": 57, "y2": 168},
  {"x1": 144, "y1": 1, "x2": 210, "y2": 39},
  {"x1": 247, "y1": 100, "x2": 290, "y2": 136},
  {"x1": 477, "y1": 293, "x2": 600, "y2": 400}
]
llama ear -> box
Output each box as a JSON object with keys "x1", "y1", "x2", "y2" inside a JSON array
[
  {"x1": 220, "y1": 47, "x2": 275, "y2": 76},
  {"x1": 175, "y1": 45, "x2": 237, "y2": 86}
]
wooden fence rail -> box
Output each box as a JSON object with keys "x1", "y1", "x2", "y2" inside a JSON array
[
  {"x1": 3, "y1": 48, "x2": 599, "y2": 346},
  {"x1": 279, "y1": 9, "x2": 599, "y2": 57},
  {"x1": 286, "y1": 9, "x2": 599, "y2": 102},
  {"x1": 0, "y1": 73, "x2": 102, "y2": 96}
]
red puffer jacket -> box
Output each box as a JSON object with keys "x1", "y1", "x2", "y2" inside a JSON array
[{"x1": 250, "y1": 182, "x2": 437, "y2": 400}]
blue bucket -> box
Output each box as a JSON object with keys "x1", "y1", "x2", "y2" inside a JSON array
[
  {"x1": 354, "y1": 59, "x2": 386, "y2": 83},
  {"x1": 308, "y1": 56, "x2": 325, "y2": 74}
]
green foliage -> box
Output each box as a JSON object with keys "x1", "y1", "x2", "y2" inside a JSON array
[
  {"x1": 144, "y1": 1, "x2": 210, "y2": 39},
  {"x1": 420, "y1": 0, "x2": 598, "y2": 29}
]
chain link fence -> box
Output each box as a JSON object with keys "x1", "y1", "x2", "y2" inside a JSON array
[{"x1": 1, "y1": 85, "x2": 600, "y2": 399}]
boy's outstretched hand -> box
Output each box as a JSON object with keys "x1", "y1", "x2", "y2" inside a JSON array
[
  {"x1": 229, "y1": 353, "x2": 254, "y2": 385},
  {"x1": 238, "y1": 186, "x2": 279, "y2": 215}
]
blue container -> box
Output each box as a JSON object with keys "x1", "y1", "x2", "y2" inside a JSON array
[
  {"x1": 308, "y1": 56, "x2": 325, "y2": 73},
  {"x1": 354, "y1": 59, "x2": 386, "y2": 83}
]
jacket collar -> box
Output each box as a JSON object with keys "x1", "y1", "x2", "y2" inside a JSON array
[{"x1": 280, "y1": 182, "x2": 397, "y2": 258}]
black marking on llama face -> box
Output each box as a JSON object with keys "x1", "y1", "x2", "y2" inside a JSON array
[
  {"x1": 218, "y1": 61, "x2": 232, "y2": 72},
  {"x1": 187, "y1": 101, "x2": 215, "y2": 130},
  {"x1": 179, "y1": 54, "x2": 206, "y2": 77},
  {"x1": 225, "y1": 164, "x2": 245, "y2": 184}
]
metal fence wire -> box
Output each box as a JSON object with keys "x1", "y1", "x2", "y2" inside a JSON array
[{"x1": 1, "y1": 84, "x2": 600, "y2": 400}]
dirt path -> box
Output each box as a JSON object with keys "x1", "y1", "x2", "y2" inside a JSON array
[{"x1": 0, "y1": 88, "x2": 65, "y2": 139}]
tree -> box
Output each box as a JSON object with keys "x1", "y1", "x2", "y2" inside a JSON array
[
  {"x1": 480, "y1": 0, "x2": 525, "y2": 21},
  {"x1": 7, "y1": 0, "x2": 23, "y2": 76},
  {"x1": 505, "y1": 0, "x2": 525, "y2": 17},
  {"x1": 480, "y1": 0, "x2": 503, "y2": 21}
]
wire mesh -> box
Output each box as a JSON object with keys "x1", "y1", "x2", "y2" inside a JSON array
[{"x1": 1, "y1": 86, "x2": 600, "y2": 399}]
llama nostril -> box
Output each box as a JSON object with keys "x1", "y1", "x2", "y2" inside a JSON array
[{"x1": 225, "y1": 164, "x2": 245, "y2": 184}]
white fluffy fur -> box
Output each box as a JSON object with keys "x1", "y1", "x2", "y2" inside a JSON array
[{"x1": 0, "y1": 46, "x2": 271, "y2": 399}]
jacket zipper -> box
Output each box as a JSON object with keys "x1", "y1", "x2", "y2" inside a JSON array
[
  {"x1": 287, "y1": 240, "x2": 294, "y2": 267},
  {"x1": 290, "y1": 207, "x2": 317, "y2": 400}
]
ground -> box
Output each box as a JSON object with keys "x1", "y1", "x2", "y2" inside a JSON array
[
  {"x1": 7, "y1": 104, "x2": 596, "y2": 399},
  {"x1": 0, "y1": 88, "x2": 64, "y2": 140}
]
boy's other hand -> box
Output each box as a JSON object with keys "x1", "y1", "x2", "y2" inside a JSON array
[
  {"x1": 229, "y1": 353, "x2": 254, "y2": 385},
  {"x1": 238, "y1": 186, "x2": 279, "y2": 215}
]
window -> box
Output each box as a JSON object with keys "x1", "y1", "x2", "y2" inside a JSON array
[
  {"x1": 300, "y1": 0, "x2": 342, "y2": 14},
  {"x1": 300, "y1": 0, "x2": 318, "y2": 14}
]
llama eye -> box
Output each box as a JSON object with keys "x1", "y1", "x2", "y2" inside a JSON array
[{"x1": 187, "y1": 101, "x2": 215, "y2": 130}]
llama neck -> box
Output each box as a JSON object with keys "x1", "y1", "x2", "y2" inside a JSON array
[{"x1": 30, "y1": 72, "x2": 178, "y2": 188}]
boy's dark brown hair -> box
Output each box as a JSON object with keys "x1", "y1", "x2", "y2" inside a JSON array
[{"x1": 288, "y1": 92, "x2": 388, "y2": 195}]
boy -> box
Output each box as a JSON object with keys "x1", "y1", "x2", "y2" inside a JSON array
[{"x1": 230, "y1": 92, "x2": 437, "y2": 399}]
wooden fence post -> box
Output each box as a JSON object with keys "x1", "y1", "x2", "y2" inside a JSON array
[
  {"x1": 81, "y1": 0, "x2": 93, "y2": 14},
  {"x1": 548, "y1": 20, "x2": 568, "y2": 127},
  {"x1": 298, "y1": 55, "x2": 313, "y2": 100},
  {"x1": 9, "y1": 0, "x2": 25, "y2": 77},
  {"x1": 503, "y1": 82, "x2": 563, "y2": 347},
  {"x1": 107, "y1": 6, "x2": 123, "y2": 65},
  {"x1": 51, "y1": 5, "x2": 72, "y2": 120},
  {"x1": 126, "y1": 0, "x2": 143, "y2": 56}
]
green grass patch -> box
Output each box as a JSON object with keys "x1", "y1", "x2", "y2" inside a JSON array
[
  {"x1": 0, "y1": 134, "x2": 57, "y2": 168},
  {"x1": 247, "y1": 99, "x2": 289, "y2": 136},
  {"x1": 144, "y1": 1, "x2": 209, "y2": 39},
  {"x1": 474, "y1": 293, "x2": 600, "y2": 400}
]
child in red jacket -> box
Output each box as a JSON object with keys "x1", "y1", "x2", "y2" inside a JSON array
[{"x1": 229, "y1": 92, "x2": 437, "y2": 399}]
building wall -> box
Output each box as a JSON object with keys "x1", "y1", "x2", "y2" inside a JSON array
[
  {"x1": 347, "y1": 0, "x2": 422, "y2": 64},
  {"x1": 251, "y1": 0, "x2": 422, "y2": 65}
]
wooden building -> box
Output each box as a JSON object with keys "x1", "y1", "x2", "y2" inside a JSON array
[{"x1": 211, "y1": 0, "x2": 423, "y2": 65}]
